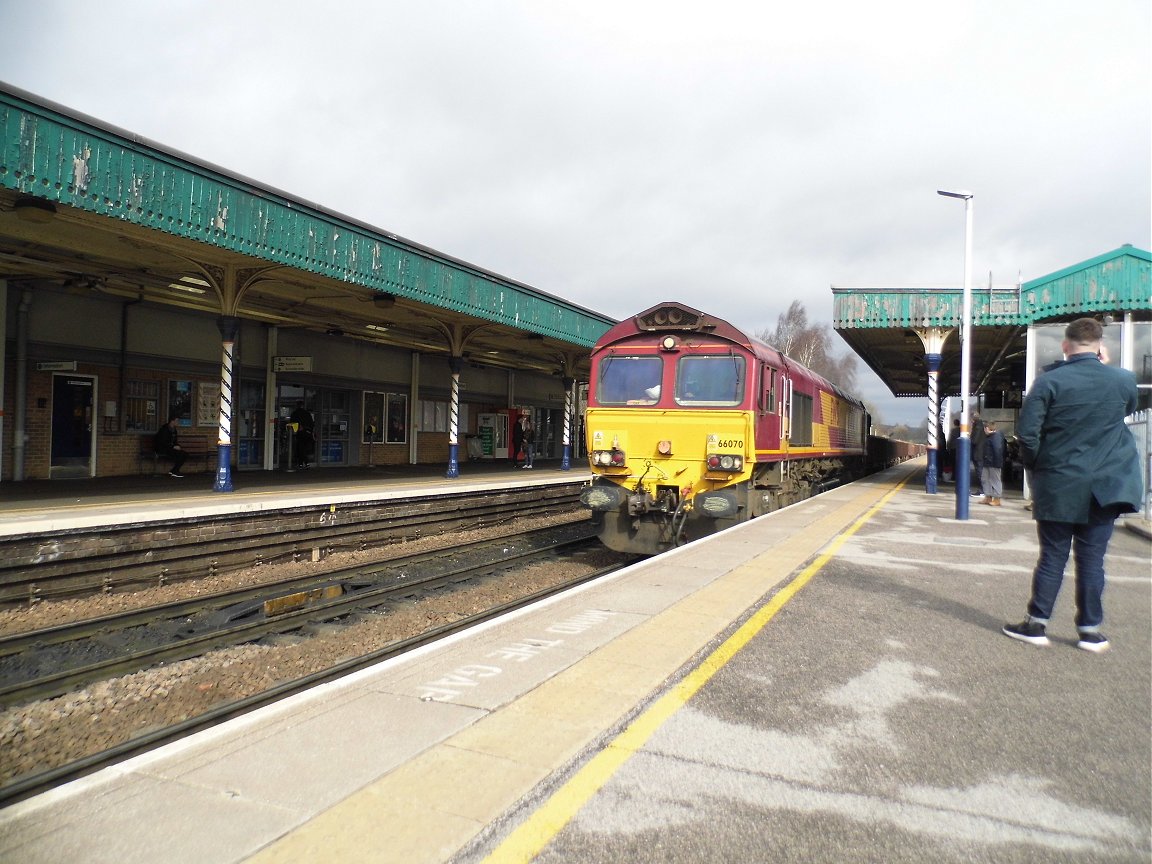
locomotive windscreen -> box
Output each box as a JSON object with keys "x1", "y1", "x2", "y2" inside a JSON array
[
  {"x1": 675, "y1": 355, "x2": 745, "y2": 405},
  {"x1": 597, "y1": 355, "x2": 662, "y2": 405}
]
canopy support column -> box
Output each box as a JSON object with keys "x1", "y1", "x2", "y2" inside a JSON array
[
  {"x1": 915, "y1": 328, "x2": 951, "y2": 495},
  {"x1": 445, "y1": 355, "x2": 463, "y2": 479}
]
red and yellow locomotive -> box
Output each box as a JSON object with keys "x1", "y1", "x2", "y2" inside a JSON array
[{"x1": 580, "y1": 302, "x2": 870, "y2": 554}]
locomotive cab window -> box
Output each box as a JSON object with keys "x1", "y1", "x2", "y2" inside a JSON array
[
  {"x1": 760, "y1": 366, "x2": 777, "y2": 414},
  {"x1": 597, "y1": 355, "x2": 664, "y2": 405},
  {"x1": 792, "y1": 392, "x2": 814, "y2": 446},
  {"x1": 675, "y1": 355, "x2": 745, "y2": 406}
]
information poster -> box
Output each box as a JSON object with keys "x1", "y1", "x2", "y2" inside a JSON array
[{"x1": 197, "y1": 381, "x2": 219, "y2": 427}]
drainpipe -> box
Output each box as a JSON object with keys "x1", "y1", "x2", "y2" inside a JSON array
[{"x1": 13, "y1": 287, "x2": 31, "y2": 481}]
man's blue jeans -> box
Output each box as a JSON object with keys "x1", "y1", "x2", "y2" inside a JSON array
[{"x1": 1027, "y1": 501, "x2": 1119, "y2": 630}]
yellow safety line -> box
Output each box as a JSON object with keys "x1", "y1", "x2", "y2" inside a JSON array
[{"x1": 481, "y1": 473, "x2": 911, "y2": 864}]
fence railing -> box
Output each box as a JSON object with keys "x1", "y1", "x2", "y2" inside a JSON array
[{"x1": 1127, "y1": 405, "x2": 1150, "y2": 520}]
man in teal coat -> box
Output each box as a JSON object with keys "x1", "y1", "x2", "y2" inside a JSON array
[{"x1": 1002, "y1": 318, "x2": 1143, "y2": 653}]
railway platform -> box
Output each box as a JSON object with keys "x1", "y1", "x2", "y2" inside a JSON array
[
  {"x1": 0, "y1": 459, "x2": 586, "y2": 538},
  {"x1": 0, "y1": 458, "x2": 1149, "y2": 863}
]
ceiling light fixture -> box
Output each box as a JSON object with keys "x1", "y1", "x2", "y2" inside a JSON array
[{"x1": 168, "y1": 275, "x2": 210, "y2": 295}]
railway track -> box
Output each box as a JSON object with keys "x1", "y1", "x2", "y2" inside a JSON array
[
  {"x1": 1, "y1": 482, "x2": 585, "y2": 605},
  {"x1": 0, "y1": 526, "x2": 636, "y2": 807},
  {"x1": 0, "y1": 521, "x2": 600, "y2": 707}
]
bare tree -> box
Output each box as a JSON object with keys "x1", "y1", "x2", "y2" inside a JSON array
[{"x1": 755, "y1": 301, "x2": 859, "y2": 394}]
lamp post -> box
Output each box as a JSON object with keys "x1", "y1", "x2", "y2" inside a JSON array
[{"x1": 937, "y1": 189, "x2": 973, "y2": 520}]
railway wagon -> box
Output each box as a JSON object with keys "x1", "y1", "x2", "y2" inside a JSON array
[{"x1": 579, "y1": 301, "x2": 873, "y2": 554}]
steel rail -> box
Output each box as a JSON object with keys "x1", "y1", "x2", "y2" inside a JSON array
[
  {"x1": 0, "y1": 516, "x2": 589, "y2": 658},
  {"x1": 0, "y1": 526, "x2": 598, "y2": 707},
  {"x1": 1, "y1": 483, "x2": 585, "y2": 605}
]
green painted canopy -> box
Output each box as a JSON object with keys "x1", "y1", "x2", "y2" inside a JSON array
[
  {"x1": 0, "y1": 82, "x2": 615, "y2": 367},
  {"x1": 832, "y1": 245, "x2": 1150, "y2": 398}
]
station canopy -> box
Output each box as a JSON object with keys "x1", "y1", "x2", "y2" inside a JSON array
[
  {"x1": 832, "y1": 245, "x2": 1151, "y2": 399},
  {"x1": 0, "y1": 82, "x2": 615, "y2": 378}
]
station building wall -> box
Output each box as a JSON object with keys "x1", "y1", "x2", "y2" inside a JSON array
[{"x1": 2, "y1": 286, "x2": 571, "y2": 480}]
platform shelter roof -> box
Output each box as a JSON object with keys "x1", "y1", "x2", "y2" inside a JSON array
[
  {"x1": 0, "y1": 82, "x2": 616, "y2": 378},
  {"x1": 831, "y1": 245, "x2": 1151, "y2": 399}
]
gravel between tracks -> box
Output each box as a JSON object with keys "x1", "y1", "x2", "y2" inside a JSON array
[{"x1": 0, "y1": 511, "x2": 619, "y2": 789}]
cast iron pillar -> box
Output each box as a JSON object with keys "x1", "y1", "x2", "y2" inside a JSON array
[
  {"x1": 914, "y1": 328, "x2": 950, "y2": 495},
  {"x1": 924, "y1": 352, "x2": 942, "y2": 493},
  {"x1": 561, "y1": 376, "x2": 574, "y2": 470},
  {"x1": 445, "y1": 355, "x2": 463, "y2": 479},
  {"x1": 213, "y1": 316, "x2": 239, "y2": 492}
]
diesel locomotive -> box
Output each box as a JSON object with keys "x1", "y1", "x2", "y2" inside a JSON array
[{"x1": 579, "y1": 301, "x2": 894, "y2": 554}]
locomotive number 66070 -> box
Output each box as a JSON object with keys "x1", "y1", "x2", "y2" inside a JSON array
[{"x1": 580, "y1": 301, "x2": 875, "y2": 555}]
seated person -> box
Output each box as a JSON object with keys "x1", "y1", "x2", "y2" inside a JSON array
[{"x1": 154, "y1": 415, "x2": 187, "y2": 477}]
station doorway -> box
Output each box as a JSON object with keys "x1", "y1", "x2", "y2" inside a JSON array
[
  {"x1": 50, "y1": 374, "x2": 96, "y2": 479},
  {"x1": 274, "y1": 384, "x2": 352, "y2": 468}
]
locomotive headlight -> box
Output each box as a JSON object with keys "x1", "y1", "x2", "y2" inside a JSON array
[
  {"x1": 592, "y1": 449, "x2": 626, "y2": 467},
  {"x1": 657, "y1": 440, "x2": 672, "y2": 455}
]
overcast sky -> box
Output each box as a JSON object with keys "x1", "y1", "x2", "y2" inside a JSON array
[{"x1": 2, "y1": 1, "x2": 1149, "y2": 423}]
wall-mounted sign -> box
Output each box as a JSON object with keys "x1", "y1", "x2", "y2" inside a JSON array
[
  {"x1": 37, "y1": 361, "x2": 77, "y2": 371},
  {"x1": 273, "y1": 356, "x2": 313, "y2": 373}
]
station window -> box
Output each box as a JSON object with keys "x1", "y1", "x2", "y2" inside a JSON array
[
  {"x1": 386, "y1": 394, "x2": 407, "y2": 444},
  {"x1": 124, "y1": 379, "x2": 159, "y2": 432},
  {"x1": 363, "y1": 392, "x2": 386, "y2": 443},
  {"x1": 417, "y1": 399, "x2": 461, "y2": 434}
]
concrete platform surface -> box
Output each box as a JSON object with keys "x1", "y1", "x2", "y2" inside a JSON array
[{"x1": 0, "y1": 460, "x2": 1148, "y2": 864}]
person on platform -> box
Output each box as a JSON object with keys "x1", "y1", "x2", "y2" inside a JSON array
[
  {"x1": 945, "y1": 419, "x2": 960, "y2": 482},
  {"x1": 969, "y1": 410, "x2": 986, "y2": 497},
  {"x1": 937, "y1": 420, "x2": 951, "y2": 480},
  {"x1": 1002, "y1": 318, "x2": 1143, "y2": 653},
  {"x1": 519, "y1": 416, "x2": 536, "y2": 469},
  {"x1": 512, "y1": 414, "x2": 525, "y2": 468},
  {"x1": 290, "y1": 401, "x2": 315, "y2": 468},
  {"x1": 979, "y1": 419, "x2": 1005, "y2": 506},
  {"x1": 154, "y1": 415, "x2": 186, "y2": 478}
]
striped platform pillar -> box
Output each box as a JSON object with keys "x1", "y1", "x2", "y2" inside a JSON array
[
  {"x1": 213, "y1": 315, "x2": 239, "y2": 493},
  {"x1": 561, "y1": 376, "x2": 574, "y2": 471},
  {"x1": 924, "y1": 352, "x2": 942, "y2": 494},
  {"x1": 914, "y1": 327, "x2": 949, "y2": 496},
  {"x1": 445, "y1": 355, "x2": 463, "y2": 479}
]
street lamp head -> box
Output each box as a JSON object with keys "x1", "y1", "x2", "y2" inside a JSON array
[{"x1": 937, "y1": 189, "x2": 973, "y2": 200}]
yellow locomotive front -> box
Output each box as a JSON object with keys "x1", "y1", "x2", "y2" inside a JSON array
[{"x1": 580, "y1": 328, "x2": 757, "y2": 555}]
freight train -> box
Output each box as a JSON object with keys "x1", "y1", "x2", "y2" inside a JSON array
[{"x1": 579, "y1": 301, "x2": 921, "y2": 554}]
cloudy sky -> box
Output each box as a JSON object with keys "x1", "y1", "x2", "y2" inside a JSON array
[{"x1": 2, "y1": 1, "x2": 1149, "y2": 423}]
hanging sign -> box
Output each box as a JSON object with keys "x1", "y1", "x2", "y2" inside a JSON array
[{"x1": 273, "y1": 356, "x2": 313, "y2": 372}]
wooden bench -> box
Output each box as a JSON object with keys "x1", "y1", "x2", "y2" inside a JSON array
[{"x1": 139, "y1": 434, "x2": 214, "y2": 475}]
